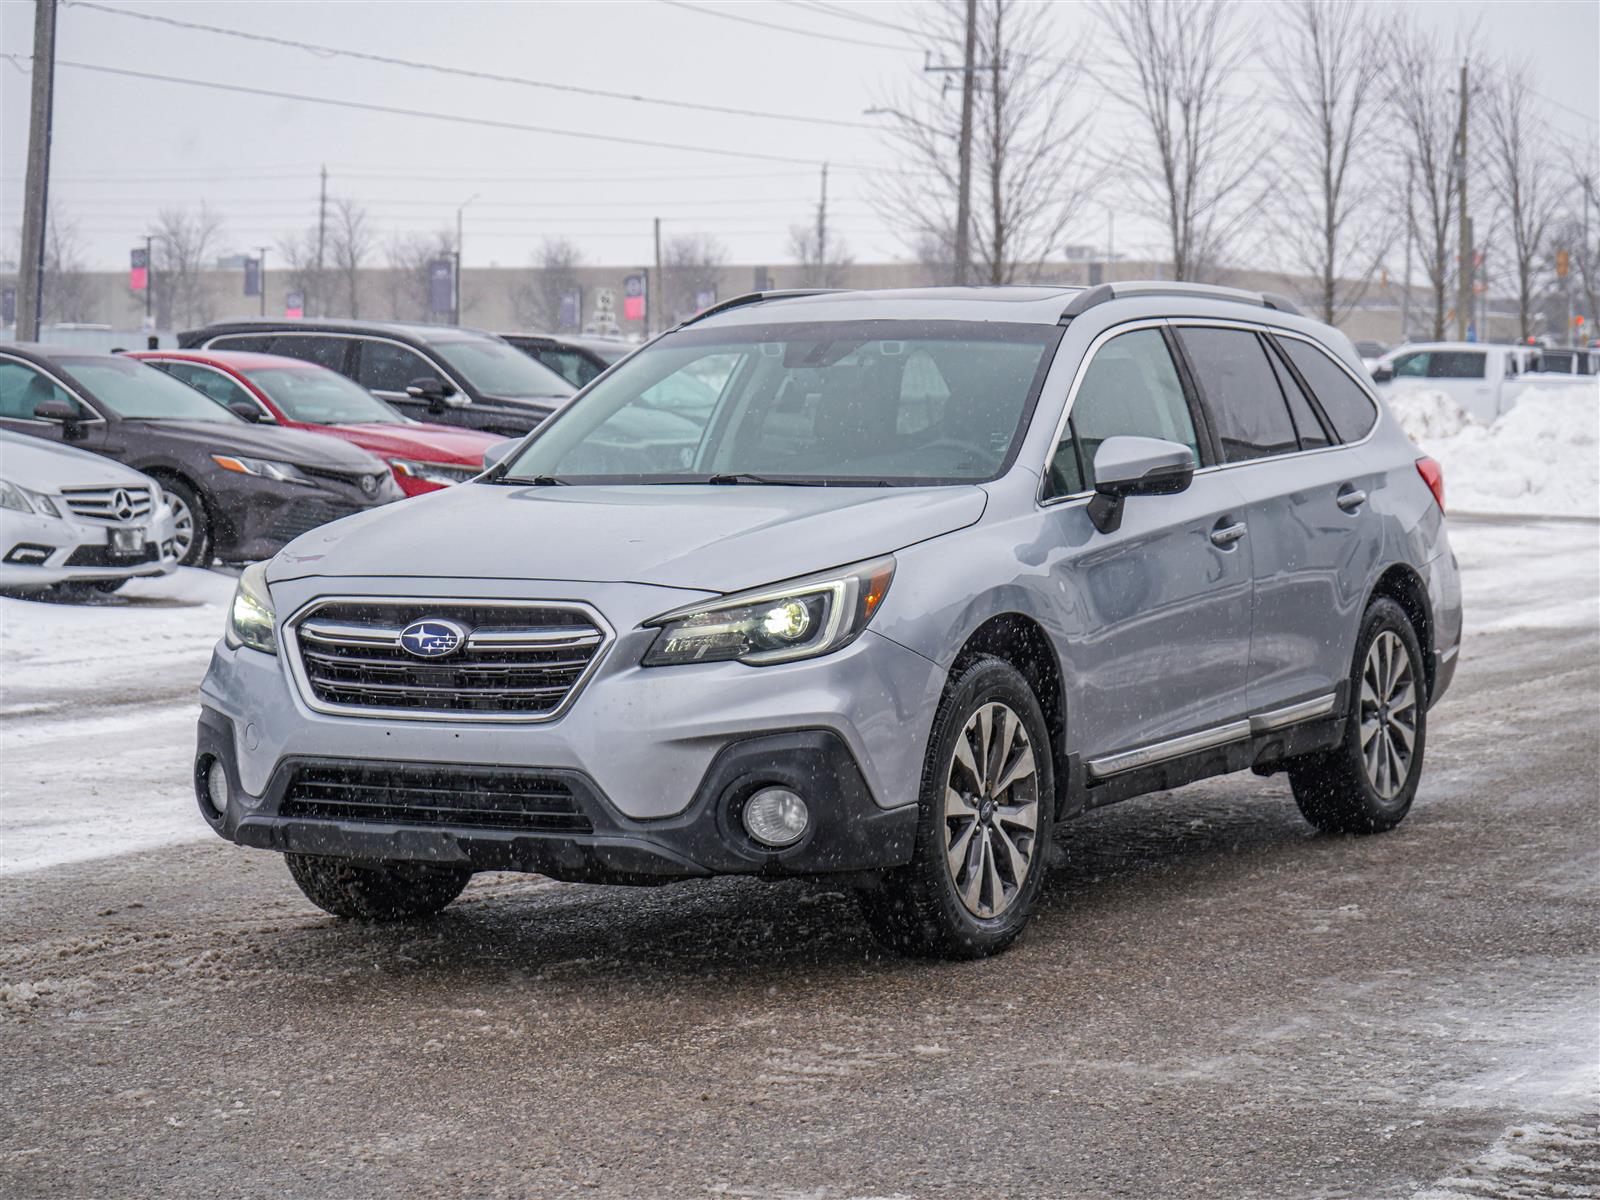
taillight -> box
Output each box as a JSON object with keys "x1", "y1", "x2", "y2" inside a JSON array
[{"x1": 1416, "y1": 457, "x2": 1444, "y2": 512}]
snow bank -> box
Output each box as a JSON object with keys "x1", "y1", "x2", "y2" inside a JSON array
[{"x1": 1385, "y1": 383, "x2": 1600, "y2": 517}]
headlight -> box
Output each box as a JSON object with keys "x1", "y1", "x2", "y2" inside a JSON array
[
  {"x1": 643, "y1": 556, "x2": 895, "y2": 667},
  {"x1": 0, "y1": 479, "x2": 62, "y2": 518},
  {"x1": 387, "y1": 458, "x2": 478, "y2": 486},
  {"x1": 225, "y1": 560, "x2": 277, "y2": 655},
  {"x1": 212, "y1": 454, "x2": 315, "y2": 487}
]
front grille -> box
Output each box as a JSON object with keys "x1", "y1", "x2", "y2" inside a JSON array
[
  {"x1": 268, "y1": 498, "x2": 363, "y2": 542},
  {"x1": 64, "y1": 543, "x2": 158, "y2": 567},
  {"x1": 280, "y1": 762, "x2": 593, "y2": 832},
  {"x1": 288, "y1": 599, "x2": 609, "y2": 720},
  {"x1": 60, "y1": 484, "x2": 153, "y2": 523}
]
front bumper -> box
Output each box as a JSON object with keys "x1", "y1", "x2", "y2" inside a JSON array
[
  {"x1": 197, "y1": 710, "x2": 917, "y2": 882},
  {"x1": 0, "y1": 505, "x2": 178, "y2": 589}
]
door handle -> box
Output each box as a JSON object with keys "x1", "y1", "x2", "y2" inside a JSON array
[
  {"x1": 1336, "y1": 487, "x2": 1368, "y2": 512},
  {"x1": 1210, "y1": 519, "x2": 1247, "y2": 548}
]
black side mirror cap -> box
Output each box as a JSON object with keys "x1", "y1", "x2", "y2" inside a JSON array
[
  {"x1": 1371, "y1": 365, "x2": 1394, "y2": 383},
  {"x1": 1086, "y1": 436, "x2": 1196, "y2": 535},
  {"x1": 33, "y1": 399, "x2": 78, "y2": 423},
  {"x1": 227, "y1": 401, "x2": 263, "y2": 423}
]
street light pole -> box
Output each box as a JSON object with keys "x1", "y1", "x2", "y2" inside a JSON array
[
  {"x1": 16, "y1": 0, "x2": 58, "y2": 343},
  {"x1": 256, "y1": 245, "x2": 268, "y2": 317},
  {"x1": 454, "y1": 194, "x2": 479, "y2": 326}
]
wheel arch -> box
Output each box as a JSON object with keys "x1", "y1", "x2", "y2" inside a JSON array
[
  {"x1": 141, "y1": 465, "x2": 219, "y2": 548},
  {"x1": 1367, "y1": 563, "x2": 1434, "y2": 701}
]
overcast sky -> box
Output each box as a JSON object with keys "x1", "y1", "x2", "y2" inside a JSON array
[{"x1": 3, "y1": 0, "x2": 1596, "y2": 272}]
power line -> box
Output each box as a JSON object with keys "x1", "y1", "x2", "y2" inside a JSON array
[
  {"x1": 657, "y1": 0, "x2": 911, "y2": 51},
  {"x1": 0, "y1": 55, "x2": 873, "y2": 168},
  {"x1": 63, "y1": 0, "x2": 877, "y2": 131}
]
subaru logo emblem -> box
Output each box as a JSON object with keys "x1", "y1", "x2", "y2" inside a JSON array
[{"x1": 398, "y1": 618, "x2": 466, "y2": 658}]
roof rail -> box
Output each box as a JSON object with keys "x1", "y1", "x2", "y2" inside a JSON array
[
  {"x1": 671, "y1": 289, "x2": 848, "y2": 331},
  {"x1": 1058, "y1": 281, "x2": 1303, "y2": 323}
]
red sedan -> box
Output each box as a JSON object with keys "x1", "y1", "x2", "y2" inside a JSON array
[{"x1": 130, "y1": 349, "x2": 504, "y2": 497}]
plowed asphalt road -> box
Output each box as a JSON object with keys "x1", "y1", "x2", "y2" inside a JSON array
[{"x1": 2, "y1": 518, "x2": 1595, "y2": 1199}]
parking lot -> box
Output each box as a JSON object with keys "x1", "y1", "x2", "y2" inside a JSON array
[{"x1": 2, "y1": 515, "x2": 1595, "y2": 1200}]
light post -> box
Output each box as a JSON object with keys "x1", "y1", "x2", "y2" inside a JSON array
[{"x1": 454, "y1": 193, "x2": 479, "y2": 325}]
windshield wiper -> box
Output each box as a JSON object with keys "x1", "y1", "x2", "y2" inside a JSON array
[
  {"x1": 497, "y1": 474, "x2": 568, "y2": 486},
  {"x1": 706, "y1": 473, "x2": 827, "y2": 486}
]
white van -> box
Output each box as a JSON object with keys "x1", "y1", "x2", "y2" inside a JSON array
[{"x1": 1371, "y1": 342, "x2": 1536, "y2": 422}]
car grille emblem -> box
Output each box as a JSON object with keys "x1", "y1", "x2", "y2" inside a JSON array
[
  {"x1": 112, "y1": 488, "x2": 135, "y2": 521},
  {"x1": 398, "y1": 619, "x2": 467, "y2": 659}
]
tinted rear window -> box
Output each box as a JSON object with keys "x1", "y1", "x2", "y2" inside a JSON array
[
  {"x1": 1280, "y1": 339, "x2": 1378, "y2": 442},
  {"x1": 1178, "y1": 327, "x2": 1299, "y2": 463}
]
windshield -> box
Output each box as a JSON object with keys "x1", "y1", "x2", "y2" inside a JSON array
[
  {"x1": 244, "y1": 366, "x2": 406, "y2": 424},
  {"x1": 501, "y1": 320, "x2": 1060, "y2": 485},
  {"x1": 431, "y1": 339, "x2": 576, "y2": 399},
  {"x1": 64, "y1": 357, "x2": 241, "y2": 421}
]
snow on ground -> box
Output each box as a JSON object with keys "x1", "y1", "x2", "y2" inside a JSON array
[{"x1": 1385, "y1": 382, "x2": 1600, "y2": 517}]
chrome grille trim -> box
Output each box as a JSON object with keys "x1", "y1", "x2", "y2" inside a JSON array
[
  {"x1": 60, "y1": 484, "x2": 154, "y2": 523},
  {"x1": 283, "y1": 596, "x2": 614, "y2": 724}
]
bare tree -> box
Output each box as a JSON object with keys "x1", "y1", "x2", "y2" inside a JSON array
[
  {"x1": 147, "y1": 203, "x2": 225, "y2": 328},
  {"x1": 873, "y1": 0, "x2": 1093, "y2": 284},
  {"x1": 788, "y1": 223, "x2": 853, "y2": 289},
  {"x1": 40, "y1": 207, "x2": 96, "y2": 325},
  {"x1": 513, "y1": 237, "x2": 586, "y2": 331},
  {"x1": 1388, "y1": 20, "x2": 1465, "y2": 340},
  {"x1": 326, "y1": 197, "x2": 374, "y2": 318},
  {"x1": 1272, "y1": 0, "x2": 1394, "y2": 324},
  {"x1": 1095, "y1": 0, "x2": 1261, "y2": 281},
  {"x1": 1482, "y1": 64, "x2": 1564, "y2": 341},
  {"x1": 275, "y1": 227, "x2": 324, "y2": 318},
  {"x1": 1573, "y1": 166, "x2": 1600, "y2": 338},
  {"x1": 382, "y1": 230, "x2": 456, "y2": 322},
  {"x1": 661, "y1": 233, "x2": 726, "y2": 324}
]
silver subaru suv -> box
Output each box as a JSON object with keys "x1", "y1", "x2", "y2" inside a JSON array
[{"x1": 197, "y1": 283, "x2": 1461, "y2": 958}]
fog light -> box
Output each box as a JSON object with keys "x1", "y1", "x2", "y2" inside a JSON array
[
  {"x1": 205, "y1": 757, "x2": 230, "y2": 819},
  {"x1": 742, "y1": 787, "x2": 809, "y2": 848}
]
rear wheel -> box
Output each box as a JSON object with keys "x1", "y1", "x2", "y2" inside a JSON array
[
  {"x1": 859, "y1": 656, "x2": 1053, "y2": 959},
  {"x1": 285, "y1": 854, "x2": 471, "y2": 921},
  {"x1": 1288, "y1": 598, "x2": 1427, "y2": 834},
  {"x1": 159, "y1": 477, "x2": 209, "y2": 567}
]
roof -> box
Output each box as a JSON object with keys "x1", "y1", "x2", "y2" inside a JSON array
[
  {"x1": 690, "y1": 285, "x2": 1084, "y2": 329},
  {"x1": 131, "y1": 348, "x2": 324, "y2": 372},
  {"x1": 0, "y1": 342, "x2": 122, "y2": 363},
  {"x1": 180, "y1": 317, "x2": 499, "y2": 345}
]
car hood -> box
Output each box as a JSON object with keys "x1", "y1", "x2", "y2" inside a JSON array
[
  {"x1": 129, "y1": 420, "x2": 386, "y2": 471},
  {"x1": 270, "y1": 482, "x2": 988, "y2": 593},
  {"x1": 328, "y1": 423, "x2": 501, "y2": 467},
  {"x1": 0, "y1": 431, "x2": 159, "y2": 490}
]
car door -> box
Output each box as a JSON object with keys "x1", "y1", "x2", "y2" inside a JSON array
[
  {"x1": 1039, "y1": 324, "x2": 1254, "y2": 770},
  {"x1": 350, "y1": 337, "x2": 461, "y2": 423},
  {"x1": 1182, "y1": 326, "x2": 1382, "y2": 719}
]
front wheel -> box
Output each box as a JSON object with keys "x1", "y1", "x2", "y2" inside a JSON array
[
  {"x1": 859, "y1": 656, "x2": 1054, "y2": 959},
  {"x1": 1288, "y1": 597, "x2": 1427, "y2": 834},
  {"x1": 159, "y1": 477, "x2": 210, "y2": 567},
  {"x1": 286, "y1": 854, "x2": 471, "y2": 921}
]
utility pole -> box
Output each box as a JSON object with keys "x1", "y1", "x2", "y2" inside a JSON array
[
  {"x1": 653, "y1": 217, "x2": 663, "y2": 336},
  {"x1": 255, "y1": 246, "x2": 268, "y2": 317},
  {"x1": 954, "y1": 0, "x2": 977, "y2": 285},
  {"x1": 815, "y1": 163, "x2": 829, "y2": 287},
  {"x1": 143, "y1": 233, "x2": 154, "y2": 331},
  {"x1": 16, "y1": 0, "x2": 58, "y2": 343},
  {"x1": 315, "y1": 164, "x2": 328, "y2": 318},
  {"x1": 1455, "y1": 60, "x2": 1472, "y2": 341},
  {"x1": 453, "y1": 194, "x2": 478, "y2": 326},
  {"x1": 1401, "y1": 156, "x2": 1414, "y2": 342}
]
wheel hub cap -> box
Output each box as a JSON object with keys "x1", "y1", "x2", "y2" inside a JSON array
[
  {"x1": 1360, "y1": 630, "x2": 1418, "y2": 801},
  {"x1": 943, "y1": 701, "x2": 1040, "y2": 919}
]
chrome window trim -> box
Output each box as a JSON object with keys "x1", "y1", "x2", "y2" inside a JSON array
[
  {"x1": 0, "y1": 353, "x2": 109, "y2": 425},
  {"x1": 204, "y1": 330, "x2": 472, "y2": 404},
  {"x1": 1085, "y1": 691, "x2": 1337, "y2": 778},
  {"x1": 281, "y1": 595, "x2": 615, "y2": 725}
]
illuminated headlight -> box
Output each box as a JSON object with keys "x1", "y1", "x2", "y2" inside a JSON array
[
  {"x1": 388, "y1": 458, "x2": 478, "y2": 486},
  {"x1": 0, "y1": 479, "x2": 61, "y2": 518},
  {"x1": 643, "y1": 556, "x2": 895, "y2": 667},
  {"x1": 225, "y1": 560, "x2": 278, "y2": 655},
  {"x1": 211, "y1": 454, "x2": 315, "y2": 487}
]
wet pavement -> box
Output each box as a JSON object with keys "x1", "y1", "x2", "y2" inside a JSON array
[{"x1": 2, "y1": 523, "x2": 1596, "y2": 1199}]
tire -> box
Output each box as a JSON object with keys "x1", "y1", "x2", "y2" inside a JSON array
[
  {"x1": 159, "y1": 477, "x2": 210, "y2": 567},
  {"x1": 1288, "y1": 597, "x2": 1427, "y2": 835},
  {"x1": 285, "y1": 854, "x2": 471, "y2": 921},
  {"x1": 859, "y1": 656, "x2": 1055, "y2": 959},
  {"x1": 90, "y1": 578, "x2": 128, "y2": 594}
]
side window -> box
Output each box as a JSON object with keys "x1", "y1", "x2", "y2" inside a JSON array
[
  {"x1": 1046, "y1": 328, "x2": 1198, "y2": 497},
  {"x1": 355, "y1": 340, "x2": 441, "y2": 394},
  {"x1": 1428, "y1": 351, "x2": 1486, "y2": 379},
  {"x1": 0, "y1": 361, "x2": 78, "y2": 420},
  {"x1": 153, "y1": 362, "x2": 254, "y2": 410},
  {"x1": 1178, "y1": 327, "x2": 1298, "y2": 463},
  {"x1": 207, "y1": 334, "x2": 271, "y2": 353},
  {"x1": 268, "y1": 335, "x2": 350, "y2": 374},
  {"x1": 1264, "y1": 340, "x2": 1331, "y2": 449},
  {"x1": 1391, "y1": 352, "x2": 1429, "y2": 378},
  {"x1": 1281, "y1": 339, "x2": 1380, "y2": 442}
]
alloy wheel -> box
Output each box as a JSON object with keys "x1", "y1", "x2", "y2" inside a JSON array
[
  {"x1": 166, "y1": 493, "x2": 195, "y2": 561},
  {"x1": 1360, "y1": 630, "x2": 1418, "y2": 800},
  {"x1": 944, "y1": 701, "x2": 1040, "y2": 918}
]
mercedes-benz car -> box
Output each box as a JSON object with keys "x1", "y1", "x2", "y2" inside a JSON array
[
  {"x1": 194, "y1": 284, "x2": 1461, "y2": 959},
  {"x1": 0, "y1": 430, "x2": 179, "y2": 593}
]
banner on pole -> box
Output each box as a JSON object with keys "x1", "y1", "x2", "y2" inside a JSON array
[
  {"x1": 622, "y1": 273, "x2": 646, "y2": 323},
  {"x1": 558, "y1": 290, "x2": 582, "y2": 333},
  {"x1": 1, "y1": 285, "x2": 15, "y2": 326},
  {"x1": 129, "y1": 247, "x2": 149, "y2": 292},
  {"x1": 428, "y1": 259, "x2": 455, "y2": 316},
  {"x1": 243, "y1": 257, "x2": 261, "y2": 298},
  {"x1": 285, "y1": 290, "x2": 305, "y2": 319}
]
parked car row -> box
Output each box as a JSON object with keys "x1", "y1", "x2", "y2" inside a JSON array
[{"x1": 1369, "y1": 340, "x2": 1595, "y2": 422}]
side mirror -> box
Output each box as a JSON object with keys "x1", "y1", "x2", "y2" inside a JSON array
[
  {"x1": 481, "y1": 438, "x2": 520, "y2": 473},
  {"x1": 1086, "y1": 435, "x2": 1195, "y2": 535},
  {"x1": 227, "y1": 401, "x2": 263, "y2": 423},
  {"x1": 405, "y1": 376, "x2": 465, "y2": 411},
  {"x1": 1371, "y1": 365, "x2": 1394, "y2": 383},
  {"x1": 33, "y1": 398, "x2": 83, "y2": 438}
]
